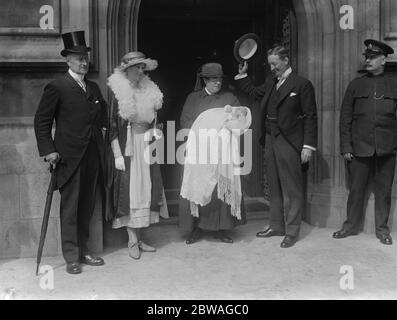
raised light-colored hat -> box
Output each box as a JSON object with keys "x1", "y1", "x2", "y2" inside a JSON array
[
  {"x1": 118, "y1": 51, "x2": 158, "y2": 71},
  {"x1": 234, "y1": 33, "x2": 262, "y2": 63}
]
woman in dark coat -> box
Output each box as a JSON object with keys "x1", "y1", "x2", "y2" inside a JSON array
[
  {"x1": 107, "y1": 51, "x2": 168, "y2": 259},
  {"x1": 179, "y1": 62, "x2": 247, "y2": 244}
]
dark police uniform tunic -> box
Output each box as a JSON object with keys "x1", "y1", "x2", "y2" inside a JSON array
[{"x1": 339, "y1": 72, "x2": 397, "y2": 236}]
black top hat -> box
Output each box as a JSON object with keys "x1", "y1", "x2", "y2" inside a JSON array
[
  {"x1": 234, "y1": 33, "x2": 262, "y2": 63},
  {"x1": 61, "y1": 31, "x2": 91, "y2": 57},
  {"x1": 363, "y1": 39, "x2": 394, "y2": 58}
]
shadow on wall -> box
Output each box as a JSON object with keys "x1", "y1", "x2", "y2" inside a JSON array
[{"x1": 0, "y1": 122, "x2": 60, "y2": 262}]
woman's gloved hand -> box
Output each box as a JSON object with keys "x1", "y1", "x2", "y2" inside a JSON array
[{"x1": 115, "y1": 156, "x2": 126, "y2": 171}]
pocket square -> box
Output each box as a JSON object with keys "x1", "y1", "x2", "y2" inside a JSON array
[
  {"x1": 290, "y1": 92, "x2": 297, "y2": 97},
  {"x1": 95, "y1": 100, "x2": 100, "y2": 104}
]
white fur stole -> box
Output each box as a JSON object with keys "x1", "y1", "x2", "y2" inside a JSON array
[{"x1": 107, "y1": 69, "x2": 163, "y2": 123}]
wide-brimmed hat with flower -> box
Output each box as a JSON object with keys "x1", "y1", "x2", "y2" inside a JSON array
[{"x1": 118, "y1": 51, "x2": 158, "y2": 71}]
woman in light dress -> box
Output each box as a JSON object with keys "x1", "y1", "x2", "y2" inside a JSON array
[{"x1": 107, "y1": 51, "x2": 168, "y2": 259}]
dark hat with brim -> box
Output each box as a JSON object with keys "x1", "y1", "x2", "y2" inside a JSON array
[
  {"x1": 198, "y1": 63, "x2": 226, "y2": 78},
  {"x1": 61, "y1": 31, "x2": 91, "y2": 57},
  {"x1": 234, "y1": 33, "x2": 262, "y2": 63},
  {"x1": 363, "y1": 39, "x2": 394, "y2": 58},
  {"x1": 194, "y1": 63, "x2": 225, "y2": 91}
]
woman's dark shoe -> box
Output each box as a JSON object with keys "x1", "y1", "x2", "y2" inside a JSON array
[
  {"x1": 186, "y1": 228, "x2": 201, "y2": 245},
  {"x1": 215, "y1": 231, "x2": 233, "y2": 243}
]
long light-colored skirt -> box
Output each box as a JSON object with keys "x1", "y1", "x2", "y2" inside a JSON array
[{"x1": 112, "y1": 129, "x2": 168, "y2": 229}]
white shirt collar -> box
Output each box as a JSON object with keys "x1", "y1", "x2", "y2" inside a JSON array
[
  {"x1": 68, "y1": 69, "x2": 85, "y2": 82},
  {"x1": 204, "y1": 87, "x2": 213, "y2": 95},
  {"x1": 278, "y1": 67, "x2": 292, "y2": 81}
]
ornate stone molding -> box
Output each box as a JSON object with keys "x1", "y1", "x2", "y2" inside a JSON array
[
  {"x1": 0, "y1": 0, "x2": 100, "y2": 72},
  {"x1": 106, "y1": 0, "x2": 141, "y2": 77},
  {"x1": 381, "y1": 0, "x2": 397, "y2": 40}
]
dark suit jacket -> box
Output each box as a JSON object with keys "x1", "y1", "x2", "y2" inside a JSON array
[
  {"x1": 34, "y1": 72, "x2": 108, "y2": 189},
  {"x1": 236, "y1": 73, "x2": 317, "y2": 152},
  {"x1": 339, "y1": 73, "x2": 397, "y2": 157}
]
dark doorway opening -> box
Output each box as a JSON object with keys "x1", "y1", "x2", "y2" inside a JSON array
[{"x1": 138, "y1": 0, "x2": 295, "y2": 215}]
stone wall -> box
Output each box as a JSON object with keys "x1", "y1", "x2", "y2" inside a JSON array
[{"x1": 0, "y1": 119, "x2": 61, "y2": 258}]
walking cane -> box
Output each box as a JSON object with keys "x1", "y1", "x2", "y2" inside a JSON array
[{"x1": 36, "y1": 160, "x2": 59, "y2": 276}]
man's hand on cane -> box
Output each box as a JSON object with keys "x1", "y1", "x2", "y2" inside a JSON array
[{"x1": 44, "y1": 152, "x2": 60, "y2": 170}]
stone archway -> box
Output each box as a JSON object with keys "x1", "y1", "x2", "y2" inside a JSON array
[{"x1": 106, "y1": 0, "x2": 141, "y2": 78}]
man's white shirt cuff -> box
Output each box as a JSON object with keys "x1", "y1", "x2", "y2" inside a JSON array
[
  {"x1": 303, "y1": 145, "x2": 316, "y2": 151},
  {"x1": 234, "y1": 73, "x2": 248, "y2": 80}
]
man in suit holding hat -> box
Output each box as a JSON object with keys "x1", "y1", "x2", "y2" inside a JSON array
[
  {"x1": 34, "y1": 31, "x2": 108, "y2": 274},
  {"x1": 334, "y1": 39, "x2": 396, "y2": 245},
  {"x1": 235, "y1": 45, "x2": 318, "y2": 248}
]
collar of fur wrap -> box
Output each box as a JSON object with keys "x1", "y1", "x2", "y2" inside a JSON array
[{"x1": 107, "y1": 69, "x2": 163, "y2": 123}]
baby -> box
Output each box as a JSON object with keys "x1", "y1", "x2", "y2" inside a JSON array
[{"x1": 223, "y1": 105, "x2": 249, "y2": 130}]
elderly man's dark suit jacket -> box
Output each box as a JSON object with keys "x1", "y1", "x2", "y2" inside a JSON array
[
  {"x1": 237, "y1": 73, "x2": 317, "y2": 152},
  {"x1": 340, "y1": 73, "x2": 397, "y2": 156},
  {"x1": 34, "y1": 73, "x2": 108, "y2": 189}
]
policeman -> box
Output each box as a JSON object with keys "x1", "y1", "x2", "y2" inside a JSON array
[{"x1": 334, "y1": 39, "x2": 396, "y2": 245}]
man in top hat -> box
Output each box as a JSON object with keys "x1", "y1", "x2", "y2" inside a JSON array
[
  {"x1": 34, "y1": 31, "x2": 108, "y2": 274},
  {"x1": 179, "y1": 62, "x2": 247, "y2": 244},
  {"x1": 235, "y1": 45, "x2": 318, "y2": 248},
  {"x1": 334, "y1": 39, "x2": 396, "y2": 245}
]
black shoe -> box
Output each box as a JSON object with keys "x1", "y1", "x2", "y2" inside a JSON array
[
  {"x1": 81, "y1": 254, "x2": 105, "y2": 266},
  {"x1": 256, "y1": 227, "x2": 285, "y2": 238},
  {"x1": 280, "y1": 235, "x2": 297, "y2": 248},
  {"x1": 332, "y1": 229, "x2": 358, "y2": 239},
  {"x1": 186, "y1": 228, "x2": 201, "y2": 245},
  {"x1": 215, "y1": 231, "x2": 233, "y2": 244},
  {"x1": 66, "y1": 262, "x2": 82, "y2": 274},
  {"x1": 377, "y1": 234, "x2": 393, "y2": 245}
]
